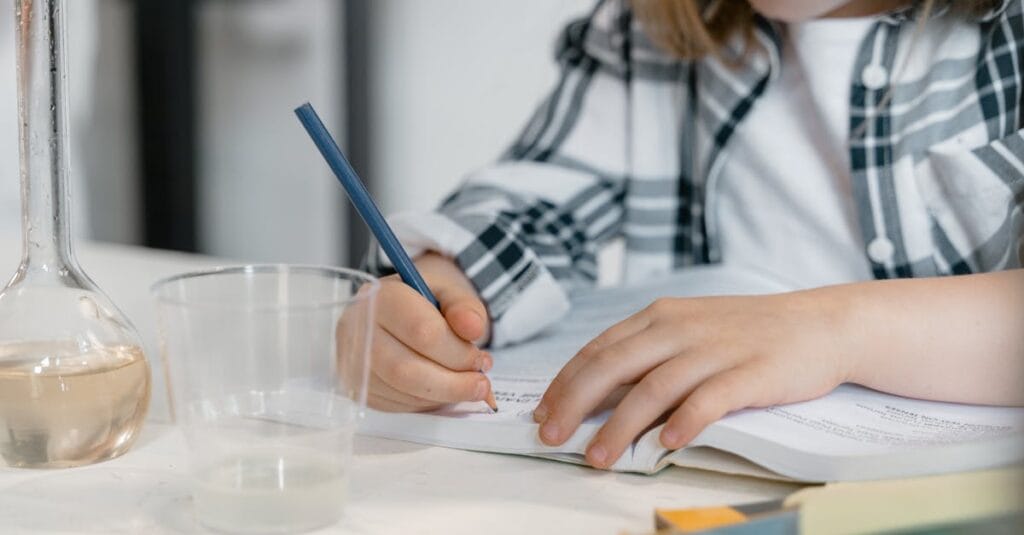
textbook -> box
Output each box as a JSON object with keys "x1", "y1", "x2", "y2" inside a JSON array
[
  {"x1": 360, "y1": 266, "x2": 1024, "y2": 483},
  {"x1": 652, "y1": 467, "x2": 1024, "y2": 533}
]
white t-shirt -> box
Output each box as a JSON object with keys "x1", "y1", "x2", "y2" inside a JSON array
[{"x1": 717, "y1": 17, "x2": 876, "y2": 289}]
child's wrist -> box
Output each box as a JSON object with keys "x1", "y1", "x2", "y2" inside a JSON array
[
  {"x1": 796, "y1": 283, "x2": 868, "y2": 385},
  {"x1": 822, "y1": 281, "x2": 898, "y2": 388}
]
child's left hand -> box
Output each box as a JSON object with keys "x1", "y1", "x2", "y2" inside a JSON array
[{"x1": 531, "y1": 292, "x2": 855, "y2": 469}]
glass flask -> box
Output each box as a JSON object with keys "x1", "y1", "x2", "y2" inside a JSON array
[{"x1": 0, "y1": 0, "x2": 150, "y2": 468}]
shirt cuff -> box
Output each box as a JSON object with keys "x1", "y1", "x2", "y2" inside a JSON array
[{"x1": 380, "y1": 211, "x2": 571, "y2": 347}]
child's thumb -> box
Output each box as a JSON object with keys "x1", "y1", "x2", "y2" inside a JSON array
[{"x1": 438, "y1": 286, "x2": 489, "y2": 344}]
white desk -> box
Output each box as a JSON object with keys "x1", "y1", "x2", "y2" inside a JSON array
[{"x1": 0, "y1": 237, "x2": 801, "y2": 534}]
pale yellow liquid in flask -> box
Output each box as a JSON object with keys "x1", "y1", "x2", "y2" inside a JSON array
[{"x1": 0, "y1": 342, "x2": 150, "y2": 468}]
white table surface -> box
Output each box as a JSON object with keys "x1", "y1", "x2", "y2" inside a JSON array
[{"x1": 0, "y1": 235, "x2": 802, "y2": 534}]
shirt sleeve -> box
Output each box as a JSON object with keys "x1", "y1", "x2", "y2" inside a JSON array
[{"x1": 366, "y1": 0, "x2": 632, "y2": 347}]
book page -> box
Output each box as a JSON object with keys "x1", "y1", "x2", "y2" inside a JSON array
[
  {"x1": 430, "y1": 375, "x2": 550, "y2": 422},
  {"x1": 705, "y1": 384, "x2": 1024, "y2": 455},
  {"x1": 685, "y1": 384, "x2": 1024, "y2": 481}
]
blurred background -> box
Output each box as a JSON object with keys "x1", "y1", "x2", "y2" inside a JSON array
[{"x1": 0, "y1": 0, "x2": 592, "y2": 266}]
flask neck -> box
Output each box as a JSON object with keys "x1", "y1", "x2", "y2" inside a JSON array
[{"x1": 16, "y1": 0, "x2": 75, "y2": 275}]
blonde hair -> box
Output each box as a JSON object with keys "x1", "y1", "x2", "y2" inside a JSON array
[{"x1": 633, "y1": 0, "x2": 1001, "y2": 59}]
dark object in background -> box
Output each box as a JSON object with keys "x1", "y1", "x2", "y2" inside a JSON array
[{"x1": 134, "y1": 0, "x2": 198, "y2": 252}]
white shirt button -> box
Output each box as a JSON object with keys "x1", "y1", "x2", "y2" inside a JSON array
[
  {"x1": 867, "y1": 237, "x2": 895, "y2": 263},
  {"x1": 861, "y1": 64, "x2": 888, "y2": 90}
]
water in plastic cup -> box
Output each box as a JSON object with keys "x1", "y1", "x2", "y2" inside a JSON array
[{"x1": 153, "y1": 266, "x2": 377, "y2": 534}]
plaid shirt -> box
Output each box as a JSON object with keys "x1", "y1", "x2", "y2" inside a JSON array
[{"x1": 370, "y1": 0, "x2": 1024, "y2": 347}]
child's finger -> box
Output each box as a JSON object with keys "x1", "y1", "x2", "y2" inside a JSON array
[
  {"x1": 368, "y1": 373, "x2": 440, "y2": 411},
  {"x1": 537, "y1": 328, "x2": 678, "y2": 446},
  {"x1": 659, "y1": 364, "x2": 766, "y2": 449},
  {"x1": 534, "y1": 312, "x2": 652, "y2": 422},
  {"x1": 584, "y1": 354, "x2": 721, "y2": 468},
  {"x1": 374, "y1": 327, "x2": 491, "y2": 404},
  {"x1": 434, "y1": 283, "x2": 489, "y2": 344},
  {"x1": 368, "y1": 392, "x2": 428, "y2": 413},
  {"x1": 377, "y1": 279, "x2": 482, "y2": 372}
]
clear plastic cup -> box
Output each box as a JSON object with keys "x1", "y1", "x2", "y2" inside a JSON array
[{"x1": 152, "y1": 265, "x2": 378, "y2": 534}]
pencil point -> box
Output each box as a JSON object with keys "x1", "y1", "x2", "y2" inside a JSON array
[{"x1": 485, "y1": 390, "x2": 498, "y2": 413}]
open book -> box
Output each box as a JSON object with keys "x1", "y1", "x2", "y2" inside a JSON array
[{"x1": 360, "y1": 266, "x2": 1024, "y2": 483}]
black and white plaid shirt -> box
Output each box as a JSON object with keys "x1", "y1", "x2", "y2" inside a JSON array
[{"x1": 370, "y1": 0, "x2": 1024, "y2": 346}]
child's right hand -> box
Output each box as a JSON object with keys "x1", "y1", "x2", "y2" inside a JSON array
[{"x1": 365, "y1": 253, "x2": 493, "y2": 412}]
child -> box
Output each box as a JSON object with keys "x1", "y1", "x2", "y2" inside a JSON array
[{"x1": 364, "y1": 0, "x2": 1024, "y2": 469}]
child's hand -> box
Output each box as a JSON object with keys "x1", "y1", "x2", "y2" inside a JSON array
[
  {"x1": 532, "y1": 292, "x2": 854, "y2": 469},
  {"x1": 362, "y1": 253, "x2": 493, "y2": 412}
]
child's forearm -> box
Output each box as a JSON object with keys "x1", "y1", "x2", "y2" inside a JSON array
[{"x1": 827, "y1": 269, "x2": 1024, "y2": 406}]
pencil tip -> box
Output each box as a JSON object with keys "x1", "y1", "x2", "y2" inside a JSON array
[{"x1": 485, "y1": 390, "x2": 498, "y2": 413}]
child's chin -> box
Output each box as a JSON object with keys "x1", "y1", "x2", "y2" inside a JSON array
[{"x1": 747, "y1": 0, "x2": 847, "y2": 23}]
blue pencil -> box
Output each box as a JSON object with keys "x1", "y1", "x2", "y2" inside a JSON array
[
  {"x1": 296, "y1": 102, "x2": 498, "y2": 413},
  {"x1": 294, "y1": 102, "x2": 440, "y2": 309}
]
